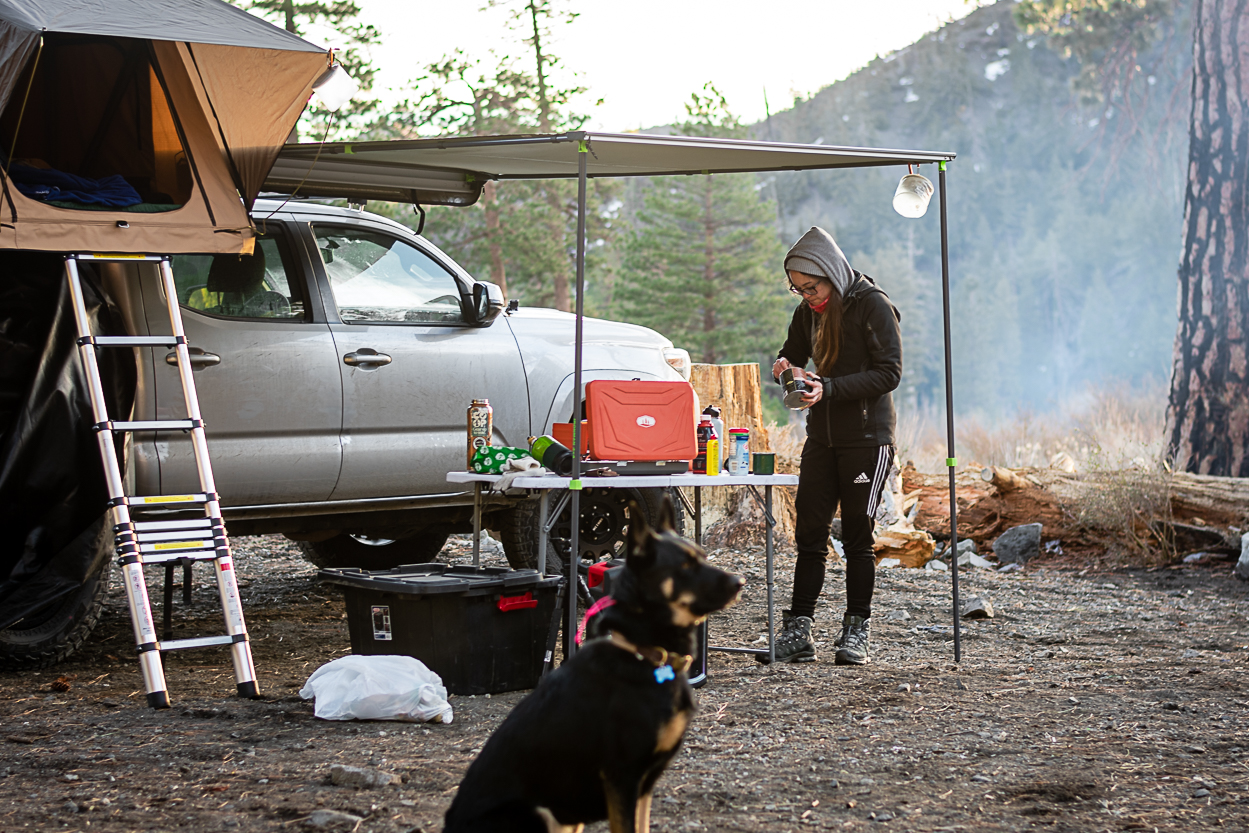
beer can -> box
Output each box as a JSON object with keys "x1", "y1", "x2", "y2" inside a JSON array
[
  {"x1": 467, "y1": 399, "x2": 493, "y2": 468},
  {"x1": 728, "y1": 428, "x2": 750, "y2": 475}
]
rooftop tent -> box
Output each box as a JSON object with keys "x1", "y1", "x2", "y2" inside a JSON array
[{"x1": 0, "y1": 0, "x2": 328, "y2": 255}]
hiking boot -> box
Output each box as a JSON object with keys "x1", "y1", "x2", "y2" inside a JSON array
[
  {"x1": 834, "y1": 615, "x2": 871, "y2": 665},
  {"x1": 760, "y1": 609, "x2": 816, "y2": 664}
]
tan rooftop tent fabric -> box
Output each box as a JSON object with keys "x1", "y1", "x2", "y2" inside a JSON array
[{"x1": 0, "y1": 0, "x2": 327, "y2": 255}]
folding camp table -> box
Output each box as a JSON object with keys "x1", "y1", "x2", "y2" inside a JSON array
[{"x1": 447, "y1": 470, "x2": 798, "y2": 663}]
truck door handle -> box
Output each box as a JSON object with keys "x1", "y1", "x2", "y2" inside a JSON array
[
  {"x1": 165, "y1": 347, "x2": 221, "y2": 369},
  {"x1": 343, "y1": 349, "x2": 392, "y2": 367}
]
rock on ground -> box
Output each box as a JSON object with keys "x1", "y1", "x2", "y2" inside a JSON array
[{"x1": 993, "y1": 522, "x2": 1043, "y2": 564}]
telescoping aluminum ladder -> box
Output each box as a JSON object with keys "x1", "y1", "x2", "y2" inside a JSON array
[{"x1": 65, "y1": 253, "x2": 258, "y2": 709}]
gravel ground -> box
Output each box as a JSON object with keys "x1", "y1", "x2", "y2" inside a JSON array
[{"x1": 3, "y1": 533, "x2": 1249, "y2": 832}]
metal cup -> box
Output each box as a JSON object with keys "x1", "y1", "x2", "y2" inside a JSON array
[
  {"x1": 780, "y1": 367, "x2": 809, "y2": 410},
  {"x1": 751, "y1": 452, "x2": 775, "y2": 475}
]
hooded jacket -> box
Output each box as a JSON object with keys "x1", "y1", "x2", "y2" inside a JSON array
[{"x1": 779, "y1": 228, "x2": 902, "y2": 448}]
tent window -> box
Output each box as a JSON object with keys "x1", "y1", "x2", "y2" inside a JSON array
[{"x1": 0, "y1": 34, "x2": 191, "y2": 212}]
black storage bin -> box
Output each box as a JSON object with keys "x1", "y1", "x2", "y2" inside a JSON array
[{"x1": 319, "y1": 564, "x2": 561, "y2": 695}]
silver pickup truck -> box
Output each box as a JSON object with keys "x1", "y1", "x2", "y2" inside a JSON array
[
  {"x1": 0, "y1": 199, "x2": 691, "y2": 669},
  {"x1": 108, "y1": 199, "x2": 691, "y2": 571}
]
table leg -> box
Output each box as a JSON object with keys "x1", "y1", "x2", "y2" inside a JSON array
[
  {"x1": 766, "y1": 484, "x2": 775, "y2": 664},
  {"x1": 472, "y1": 482, "x2": 482, "y2": 568},
  {"x1": 694, "y1": 486, "x2": 702, "y2": 543},
  {"x1": 537, "y1": 491, "x2": 550, "y2": 575}
]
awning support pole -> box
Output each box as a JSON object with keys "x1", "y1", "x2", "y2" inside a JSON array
[
  {"x1": 566, "y1": 139, "x2": 589, "y2": 660},
  {"x1": 938, "y1": 161, "x2": 961, "y2": 662}
]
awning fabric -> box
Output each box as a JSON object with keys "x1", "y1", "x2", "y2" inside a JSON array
[
  {"x1": 0, "y1": 0, "x2": 326, "y2": 255},
  {"x1": 266, "y1": 131, "x2": 958, "y2": 206}
]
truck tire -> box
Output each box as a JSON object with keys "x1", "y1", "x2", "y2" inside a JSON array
[
  {"x1": 0, "y1": 560, "x2": 111, "y2": 670},
  {"x1": 297, "y1": 530, "x2": 452, "y2": 570},
  {"x1": 495, "y1": 486, "x2": 683, "y2": 573}
]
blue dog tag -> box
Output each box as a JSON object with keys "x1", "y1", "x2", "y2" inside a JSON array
[{"x1": 654, "y1": 665, "x2": 675, "y2": 684}]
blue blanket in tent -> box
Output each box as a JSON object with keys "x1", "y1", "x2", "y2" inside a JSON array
[{"x1": 6, "y1": 163, "x2": 143, "y2": 208}]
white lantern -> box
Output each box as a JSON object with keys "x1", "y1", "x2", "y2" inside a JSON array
[
  {"x1": 311, "y1": 64, "x2": 359, "y2": 112},
  {"x1": 892, "y1": 172, "x2": 934, "y2": 218}
]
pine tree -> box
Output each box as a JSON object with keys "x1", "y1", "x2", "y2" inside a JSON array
[{"x1": 614, "y1": 87, "x2": 787, "y2": 364}]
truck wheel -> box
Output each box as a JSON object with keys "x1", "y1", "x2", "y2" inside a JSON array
[
  {"x1": 297, "y1": 530, "x2": 451, "y2": 570},
  {"x1": 496, "y1": 487, "x2": 683, "y2": 573},
  {"x1": 0, "y1": 560, "x2": 111, "y2": 670}
]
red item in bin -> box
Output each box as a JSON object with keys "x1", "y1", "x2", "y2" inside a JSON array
[
  {"x1": 497, "y1": 592, "x2": 538, "y2": 611},
  {"x1": 587, "y1": 561, "x2": 612, "y2": 588},
  {"x1": 552, "y1": 421, "x2": 590, "y2": 455},
  {"x1": 586, "y1": 380, "x2": 697, "y2": 462}
]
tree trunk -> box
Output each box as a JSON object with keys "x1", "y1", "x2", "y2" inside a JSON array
[
  {"x1": 1165, "y1": 0, "x2": 1249, "y2": 476},
  {"x1": 483, "y1": 181, "x2": 508, "y2": 297}
]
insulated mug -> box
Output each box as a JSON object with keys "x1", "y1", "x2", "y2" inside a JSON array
[
  {"x1": 780, "y1": 367, "x2": 809, "y2": 410},
  {"x1": 751, "y1": 452, "x2": 775, "y2": 475}
]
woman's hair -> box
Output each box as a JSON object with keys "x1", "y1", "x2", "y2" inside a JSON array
[{"x1": 796, "y1": 271, "x2": 842, "y2": 375}]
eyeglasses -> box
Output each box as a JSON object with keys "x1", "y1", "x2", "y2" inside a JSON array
[{"x1": 788, "y1": 281, "x2": 822, "y2": 297}]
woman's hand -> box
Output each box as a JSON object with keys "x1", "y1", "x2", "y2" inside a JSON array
[
  {"x1": 800, "y1": 378, "x2": 823, "y2": 408},
  {"x1": 771, "y1": 357, "x2": 792, "y2": 381}
]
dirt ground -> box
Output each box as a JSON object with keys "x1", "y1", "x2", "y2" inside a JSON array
[{"x1": 4, "y1": 533, "x2": 1249, "y2": 833}]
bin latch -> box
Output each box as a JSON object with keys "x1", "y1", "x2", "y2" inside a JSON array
[{"x1": 498, "y1": 592, "x2": 538, "y2": 612}]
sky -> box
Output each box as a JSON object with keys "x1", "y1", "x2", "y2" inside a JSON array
[{"x1": 314, "y1": 0, "x2": 983, "y2": 131}]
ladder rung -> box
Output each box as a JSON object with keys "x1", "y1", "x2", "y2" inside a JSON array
[
  {"x1": 122, "y1": 494, "x2": 211, "y2": 507},
  {"x1": 161, "y1": 635, "x2": 236, "y2": 651},
  {"x1": 133, "y1": 518, "x2": 214, "y2": 532},
  {"x1": 75, "y1": 253, "x2": 168, "y2": 262},
  {"x1": 138, "y1": 529, "x2": 216, "y2": 544},
  {"x1": 97, "y1": 419, "x2": 200, "y2": 432},
  {"x1": 138, "y1": 550, "x2": 221, "y2": 565},
  {"x1": 90, "y1": 336, "x2": 180, "y2": 348},
  {"x1": 139, "y1": 539, "x2": 215, "y2": 553}
]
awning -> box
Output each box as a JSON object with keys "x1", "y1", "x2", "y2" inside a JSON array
[{"x1": 265, "y1": 131, "x2": 957, "y2": 205}]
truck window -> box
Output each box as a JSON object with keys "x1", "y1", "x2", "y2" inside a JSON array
[
  {"x1": 312, "y1": 226, "x2": 466, "y2": 324},
  {"x1": 171, "y1": 232, "x2": 306, "y2": 320}
]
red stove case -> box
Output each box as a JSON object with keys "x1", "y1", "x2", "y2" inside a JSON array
[{"x1": 585, "y1": 380, "x2": 697, "y2": 462}]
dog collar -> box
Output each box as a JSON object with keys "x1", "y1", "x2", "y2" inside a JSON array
[{"x1": 608, "y1": 631, "x2": 693, "y2": 675}]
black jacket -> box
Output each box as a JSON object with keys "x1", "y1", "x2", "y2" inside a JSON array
[{"x1": 776, "y1": 271, "x2": 902, "y2": 448}]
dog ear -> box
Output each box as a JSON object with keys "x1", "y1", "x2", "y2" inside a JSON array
[
  {"x1": 626, "y1": 500, "x2": 656, "y2": 568},
  {"x1": 655, "y1": 494, "x2": 677, "y2": 534}
]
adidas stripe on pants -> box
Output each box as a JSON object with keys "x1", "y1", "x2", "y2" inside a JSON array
[{"x1": 790, "y1": 442, "x2": 894, "y2": 620}]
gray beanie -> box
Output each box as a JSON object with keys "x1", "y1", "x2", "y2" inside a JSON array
[{"x1": 784, "y1": 227, "x2": 853, "y2": 296}]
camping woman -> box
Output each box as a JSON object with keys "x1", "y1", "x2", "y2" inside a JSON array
[{"x1": 770, "y1": 226, "x2": 902, "y2": 665}]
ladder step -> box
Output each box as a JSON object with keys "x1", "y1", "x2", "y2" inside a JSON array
[
  {"x1": 121, "y1": 493, "x2": 211, "y2": 507},
  {"x1": 139, "y1": 550, "x2": 221, "y2": 565},
  {"x1": 139, "y1": 539, "x2": 216, "y2": 554},
  {"x1": 137, "y1": 529, "x2": 217, "y2": 544},
  {"x1": 89, "y1": 335, "x2": 180, "y2": 348},
  {"x1": 133, "y1": 518, "x2": 215, "y2": 532},
  {"x1": 74, "y1": 253, "x2": 168, "y2": 262},
  {"x1": 97, "y1": 419, "x2": 200, "y2": 432},
  {"x1": 161, "y1": 635, "x2": 238, "y2": 651}
]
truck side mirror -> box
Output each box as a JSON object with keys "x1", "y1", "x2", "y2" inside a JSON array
[{"x1": 471, "y1": 282, "x2": 506, "y2": 326}]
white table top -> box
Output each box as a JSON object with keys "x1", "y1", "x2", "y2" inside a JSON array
[{"x1": 447, "y1": 470, "x2": 798, "y2": 489}]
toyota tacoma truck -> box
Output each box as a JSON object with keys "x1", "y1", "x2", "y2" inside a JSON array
[{"x1": 0, "y1": 198, "x2": 690, "y2": 667}]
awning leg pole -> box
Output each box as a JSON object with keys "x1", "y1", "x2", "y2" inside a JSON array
[
  {"x1": 566, "y1": 138, "x2": 590, "y2": 659},
  {"x1": 938, "y1": 162, "x2": 961, "y2": 663}
]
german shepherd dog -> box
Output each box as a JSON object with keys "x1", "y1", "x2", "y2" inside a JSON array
[{"x1": 443, "y1": 496, "x2": 743, "y2": 833}]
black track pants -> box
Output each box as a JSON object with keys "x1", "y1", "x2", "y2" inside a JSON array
[{"x1": 790, "y1": 441, "x2": 893, "y2": 620}]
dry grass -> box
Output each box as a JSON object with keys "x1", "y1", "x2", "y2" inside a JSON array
[{"x1": 895, "y1": 381, "x2": 1167, "y2": 475}]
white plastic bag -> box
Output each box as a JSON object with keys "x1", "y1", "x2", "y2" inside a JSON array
[{"x1": 300, "y1": 655, "x2": 454, "y2": 723}]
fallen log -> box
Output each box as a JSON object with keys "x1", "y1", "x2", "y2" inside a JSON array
[{"x1": 981, "y1": 465, "x2": 1028, "y2": 495}]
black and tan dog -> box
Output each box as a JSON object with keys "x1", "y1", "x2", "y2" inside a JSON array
[{"x1": 443, "y1": 497, "x2": 743, "y2": 833}]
